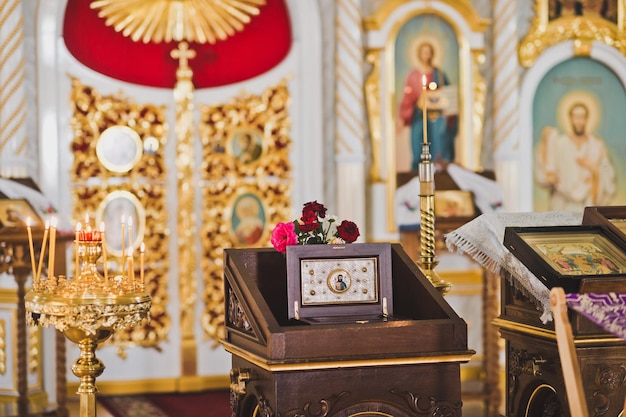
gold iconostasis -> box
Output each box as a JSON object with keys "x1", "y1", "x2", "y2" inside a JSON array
[{"x1": 69, "y1": 77, "x2": 293, "y2": 349}]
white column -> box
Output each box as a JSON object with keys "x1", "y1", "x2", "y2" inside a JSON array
[
  {"x1": 334, "y1": 0, "x2": 367, "y2": 239},
  {"x1": 0, "y1": 0, "x2": 29, "y2": 178},
  {"x1": 492, "y1": 0, "x2": 522, "y2": 212}
]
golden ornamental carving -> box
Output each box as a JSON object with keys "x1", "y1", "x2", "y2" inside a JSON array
[
  {"x1": 198, "y1": 80, "x2": 292, "y2": 345},
  {"x1": 69, "y1": 78, "x2": 170, "y2": 351},
  {"x1": 364, "y1": 0, "x2": 489, "y2": 32},
  {"x1": 90, "y1": 0, "x2": 266, "y2": 44},
  {"x1": 471, "y1": 50, "x2": 486, "y2": 170},
  {"x1": 365, "y1": 48, "x2": 384, "y2": 183},
  {"x1": 519, "y1": 2, "x2": 626, "y2": 68},
  {"x1": 171, "y1": 40, "x2": 198, "y2": 374},
  {"x1": 27, "y1": 325, "x2": 39, "y2": 374}
]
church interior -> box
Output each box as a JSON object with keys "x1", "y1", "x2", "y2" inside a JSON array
[{"x1": 2, "y1": 0, "x2": 626, "y2": 416}]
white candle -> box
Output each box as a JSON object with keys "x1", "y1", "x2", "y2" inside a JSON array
[
  {"x1": 422, "y1": 74, "x2": 428, "y2": 144},
  {"x1": 26, "y1": 218, "x2": 36, "y2": 283}
]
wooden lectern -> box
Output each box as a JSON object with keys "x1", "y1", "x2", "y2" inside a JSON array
[{"x1": 222, "y1": 244, "x2": 474, "y2": 417}]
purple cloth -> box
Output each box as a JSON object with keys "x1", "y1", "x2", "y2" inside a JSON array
[{"x1": 566, "y1": 293, "x2": 626, "y2": 340}]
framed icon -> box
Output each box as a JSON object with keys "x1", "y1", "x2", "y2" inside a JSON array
[
  {"x1": 434, "y1": 190, "x2": 475, "y2": 218},
  {"x1": 96, "y1": 125, "x2": 143, "y2": 173},
  {"x1": 286, "y1": 243, "x2": 393, "y2": 322},
  {"x1": 504, "y1": 225, "x2": 626, "y2": 292},
  {"x1": 0, "y1": 199, "x2": 44, "y2": 230},
  {"x1": 96, "y1": 190, "x2": 146, "y2": 257},
  {"x1": 228, "y1": 191, "x2": 267, "y2": 247},
  {"x1": 582, "y1": 206, "x2": 626, "y2": 246},
  {"x1": 227, "y1": 127, "x2": 265, "y2": 166}
]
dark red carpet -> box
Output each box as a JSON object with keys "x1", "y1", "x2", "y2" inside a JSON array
[{"x1": 99, "y1": 390, "x2": 231, "y2": 417}]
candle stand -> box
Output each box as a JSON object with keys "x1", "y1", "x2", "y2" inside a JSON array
[
  {"x1": 418, "y1": 79, "x2": 451, "y2": 295},
  {"x1": 25, "y1": 235, "x2": 150, "y2": 417},
  {"x1": 418, "y1": 143, "x2": 451, "y2": 295}
]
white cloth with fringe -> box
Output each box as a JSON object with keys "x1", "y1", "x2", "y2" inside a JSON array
[{"x1": 445, "y1": 211, "x2": 582, "y2": 323}]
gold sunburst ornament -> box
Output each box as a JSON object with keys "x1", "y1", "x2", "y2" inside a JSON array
[{"x1": 90, "y1": 0, "x2": 266, "y2": 44}]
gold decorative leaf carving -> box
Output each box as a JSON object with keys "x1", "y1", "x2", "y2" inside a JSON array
[
  {"x1": 198, "y1": 80, "x2": 292, "y2": 345},
  {"x1": 90, "y1": 0, "x2": 266, "y2": 44},
  {"x1": 519, "y1": 13, "x2": 626, "y2": 67},
  {"x1": 69, "y1": 78, "x2": 170, "y2": 351}
]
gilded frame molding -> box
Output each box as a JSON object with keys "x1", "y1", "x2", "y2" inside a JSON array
[
  {"x1": 95, "y1": 125, "x2": 143, "y2": 173},
  {"x1": 69, "y1": 77, "x2": 170, "y2": 351},
  {"x1": 226, "y1": 188, "x2": 270, "y2": 248},
  {"x1": 96, "y1": 190, "x2": 147, "y2": 257},
  {"x1": 519, "y1": 0, "x2": 626, "y2": 67},
  {"x1": 198, "y1": 80, "x2": 292, "y2": 344}
]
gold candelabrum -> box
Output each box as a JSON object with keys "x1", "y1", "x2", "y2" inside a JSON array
[
  {"x1": 418, "y1": 77, "x2": 451, "y2": 295},
  {"x1": 24, "y1": 217, "x2": 151, "y2": 417}
]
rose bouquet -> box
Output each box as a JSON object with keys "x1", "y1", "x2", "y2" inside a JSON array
[{"x1": 270, "y1": 201, "x2": 360, "y2": 253}]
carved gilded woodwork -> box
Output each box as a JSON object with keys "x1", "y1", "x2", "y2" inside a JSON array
[
  {"x1": 198, "y1": 80, "x2": 292, "y2": 344},
  {"x1": 69, "y1": 78, "x2": 170, "y2": 351},
  {"x1": 519, "y1": 0, "x2": 626, "y2": 67}
]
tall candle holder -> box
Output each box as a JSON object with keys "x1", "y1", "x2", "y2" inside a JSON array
[
  {"x1": 24, "y1": 222, "x2": 151, "y2": 417},
  {"x1": 418, "y1": 79, "x2": 451, "y2": 295}
]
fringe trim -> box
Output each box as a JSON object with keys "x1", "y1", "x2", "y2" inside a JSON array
[
  {"x1": 445, "y1": 231, "x2": 502, "y2": 274},
  {"x1": 446, "y1": 230, "x2": 552, "y2": 323}
]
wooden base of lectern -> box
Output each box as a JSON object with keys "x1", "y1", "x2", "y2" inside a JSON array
[
  {"x1": 223, "y1": 245, "x2": 473, "y2": 417},
  {"x1": 495, "y1": 271, "x2": 626, "y2": 417}
]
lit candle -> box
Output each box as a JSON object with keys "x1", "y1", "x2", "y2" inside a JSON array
[
  {"x1": 26, "y1": 218, "x2": 36, "y2": 283},
  {"x1": 127, "y1": 247, "x2": 134, "y2": 287},
  {"x1": 36, "y1": 221, "x2": 49, "y2": 284},
  {"x1": 48, "y1": 217, "x2": 57, "y2": 280},
  {"x1": 101, "y1": 221, "x2": 108, "y2": 282},
  {"x1": 75, "y1": 222, "x2": 81, "y2": 276},
  {"x1": 140, "y1": 242, "x2": 145, "y2": 290},
  {"x1": 120, "y1": 215, "x2": 126, "y2": 275},
  {"x1": 422, "y1": 74, "x2": 428, "y2": 144}
]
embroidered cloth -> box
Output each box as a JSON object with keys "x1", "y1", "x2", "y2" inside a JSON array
[
  {"x1": 565, "y1": 293, "x2": 626, "y2": 340},
  {"x1": 445, "y1": 211, "x2": 582, "y2": 322}
]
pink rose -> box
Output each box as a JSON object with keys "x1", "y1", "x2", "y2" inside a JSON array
[{"x1": 270, "y1": 221, "x2": 298, "y2": 253}]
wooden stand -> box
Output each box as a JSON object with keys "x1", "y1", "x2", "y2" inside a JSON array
[
  {"x1": 222, "y1": 245, "x2": 473, "y2": 417},
  {"x1": 0, "y1": 229, "x2": 69, "y2": 417},
  {"x1": 495, "y1": 271, "x2": 626, "y2": 417},
  {"x1": 398, "y1": 168, "x2": 501, "y2": 416}
]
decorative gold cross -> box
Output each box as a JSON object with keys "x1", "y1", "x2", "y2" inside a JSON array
[{"x1": 171, "y1": 41, "x2": 196, "y2": 69}]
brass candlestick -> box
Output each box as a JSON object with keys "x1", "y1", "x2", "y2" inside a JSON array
[
  {"x1": 418, "y1": 81, "x2": 451, "y2": 295},
  {"x1": 25, "y1": 233, "x2": 151, "y2": 417}
]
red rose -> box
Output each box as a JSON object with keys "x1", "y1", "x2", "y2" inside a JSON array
[
  {"x1": 298, "y1": 220, "x2": 319, "y2": 233},
  {"x1": 303, "y1": 201, "x2": 327, "y2": 219},
  {"x1": 300, "y1": 208, "x2": 318, "y2": 224},
  {"x1": 270, "y1": 221, "x2": 298, "y2": 253},
  {"x1": 336, "y1": 220, "x2": 360, "y2": 243}
]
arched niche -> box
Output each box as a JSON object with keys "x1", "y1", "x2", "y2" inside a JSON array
[
  {"x1": 363, "y1": 0, "x2": 487, "y2": 235},
  {"x1": 517, "y1": 41, "x2": 626, "y2": 212}
]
